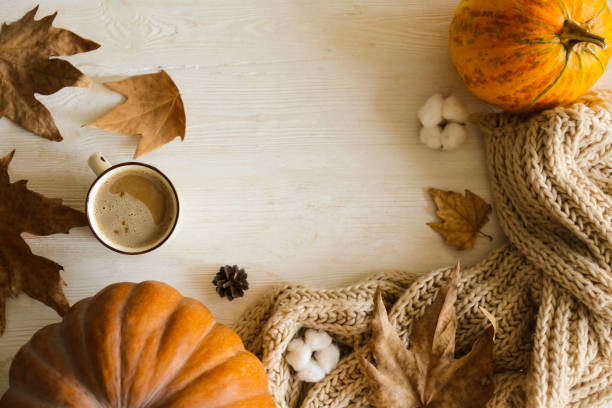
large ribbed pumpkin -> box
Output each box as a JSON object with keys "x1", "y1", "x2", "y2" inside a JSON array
[
  {"x1": 0, "y1": 281, "x2": 275, "y2": 408},
  {"x1": 450, "y1": 0, "x2": 612, "y2": 112}
]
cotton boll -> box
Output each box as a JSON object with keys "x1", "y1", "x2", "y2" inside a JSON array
[
  {"x1": 288, "y1": 331, "x2": 338, "y2": 383},
  {"x1": 419, "y1": 126, "x2": 442, "y2": 150},
  {"x1": 441, "y1": 122, "x2": 467, "y2": 151},
  {"x1": 304, "y1": 329, "x2": 333, "y2": 351},
  {"x1": 288, "y1": 338, "x2": 309, "y2": 352},
  {"x1": 314, "y1": 343, "x2": 340, "y2": 374},
  {"x1": 297, "y1": 360, "x2": 326, "y2": 383},
  {"x1": 286, "y1": 349, "x2": 311, "y2": 371},
  {"x1": 286, "y1": 339, "x2": 312, "y2": 371},
  {"x1": 418, "y1": 94, "x2": 444, "y2": 127},
  {"x1": 442, "y1": 94, "x2": 469, "y2": 123}
]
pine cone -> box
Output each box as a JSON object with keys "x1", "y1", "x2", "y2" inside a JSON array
[{"x1": 212, "y1": 265, "x2": 249, "y2": 301}]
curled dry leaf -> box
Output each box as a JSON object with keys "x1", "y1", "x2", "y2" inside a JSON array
[
  {"x1": 0, "y1": 150, "x2": 88, "y2": 335},
  {"x1": 359, "y1": 264, "x2": 496, "y2": 408},
  {"x1": 86, "y1": 70, "x2": 186, "y2": 158},
  {"x1": 0, "y1": 6, "x2": 100, "y2": 141},
  {"x1": 427, "y1": 188, "x2": 492, "y2": 250}
]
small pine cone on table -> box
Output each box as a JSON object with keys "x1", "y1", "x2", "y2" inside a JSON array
[{"x1": 212, "y1": 265, "x2": 249, "y2": 301}]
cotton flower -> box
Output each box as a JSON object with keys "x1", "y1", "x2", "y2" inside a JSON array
[
  {"x1": 417, "y1": 94, "x2": 444, "y2": 127},
  {"x1": 286, "y1": 339, "x2": 312, "y2": 371},
  {"x1": 285, "y1": 330, "x2": 340, "y2": 383},
  {"x1": 315, "y1": 343, "x2": 340, "y2": 374},
  {"x1": 297, "y1": 360, "x2": 325, "y2": 383},
  {"x1": 442, "y1": 94, "x2": 469, "y2": 123},
  {"x1": 441, "y1": 122, "x2": 467, "y2": 151},
  {"x1": 304, "y1": 329, "x2": 332, "y2": 351},
  {"x1": 417, "y1": 94, "x2": 470, "y2": 151},
  {"x1": 419, "y1": 126, "x2": 442, "y2": 150}
]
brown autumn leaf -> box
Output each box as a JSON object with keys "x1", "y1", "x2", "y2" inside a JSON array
[
  {"x1": 86, "y1": 70, "x2": 186, "y2": 158},
  {"x1": 427, "y1": 188, "x2": 492, "y2": 250},
  {"x1": 0, "y1": 6, "x2": 100, "y2": 141},
  {"x1": 0, "y1": 150, "x2": 88, "y2": 335},
  {"x1": 359, "y1": 264, "x2": 496, "y2": 408}
]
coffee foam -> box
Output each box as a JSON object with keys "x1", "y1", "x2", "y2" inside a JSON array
[{"x1": 89, "y1": 166, "x2": 177, "y2": 252}]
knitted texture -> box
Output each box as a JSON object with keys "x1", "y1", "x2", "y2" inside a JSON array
[{"x1": 235, "y1": 92, "x2": 612, "y2": 408}]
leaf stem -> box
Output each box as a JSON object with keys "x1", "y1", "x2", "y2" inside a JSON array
[{"x1": 479, "y1": 231, "x2": 493, "y2": 241}]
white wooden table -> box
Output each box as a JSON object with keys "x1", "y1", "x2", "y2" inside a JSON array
[{"x1": 1, "y1": 0, "x2": 612, "y2": 394}]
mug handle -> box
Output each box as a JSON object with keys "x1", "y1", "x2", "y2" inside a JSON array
[{"x1": 88, "y1": 153, "x2": 112, "y2": 176}]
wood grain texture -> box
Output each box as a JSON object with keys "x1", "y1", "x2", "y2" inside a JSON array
[{"x1": 1, "y1": 0, "x2": 612, "y2": 395}]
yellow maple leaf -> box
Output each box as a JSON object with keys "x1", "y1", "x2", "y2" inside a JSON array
[
  {"x1": 86, "y1": 70, "x2": 186, "y2": 158},
  {"x1": 427, "y1": 188, "x2": 492, "y2": 250}
]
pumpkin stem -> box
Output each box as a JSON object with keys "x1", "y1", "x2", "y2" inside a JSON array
[{"x1": 560, "y1": 20, "x2": 608, "y2": 50}]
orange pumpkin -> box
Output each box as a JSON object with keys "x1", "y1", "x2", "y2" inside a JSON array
[
  {"x1": 449, "y1": 0, "x2": 612, "y2": 112},
  {"x1": 0, "y1": 281, "x2": 276, "y2": 408}
]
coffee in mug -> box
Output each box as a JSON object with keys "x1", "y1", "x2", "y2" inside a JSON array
[{"x1": 86, "y1": 153, "x2": 179, "y2": 254}]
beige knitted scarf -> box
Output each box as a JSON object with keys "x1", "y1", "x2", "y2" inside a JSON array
[{"x1": 235, "y1": 92, "x2": 612, "y2": 408}]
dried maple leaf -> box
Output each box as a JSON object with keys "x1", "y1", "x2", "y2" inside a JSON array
[
  {"x1": 86, "y1": 70, "x2": 186, "y2": 158},
  {"x1": 359, "y1": 265, "x2": 496, "y2": 408},
  {"x1": 0, "y1": 150, "x2": 88, "y2": 335},
  {"x1": 427, "y1": 188, "x2": 492, "y2": 250},
  {"x1": 0, "y1": 6, "x2": 100, "y2": 141}
]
